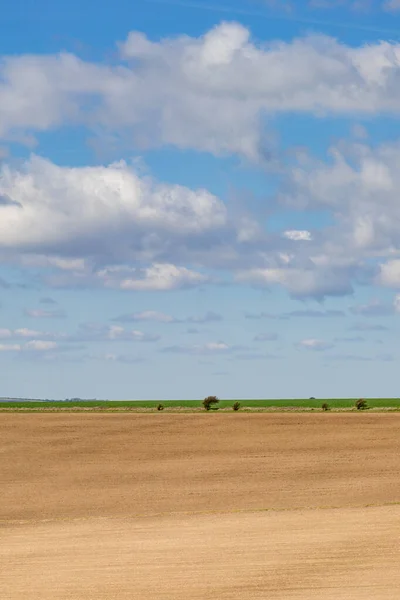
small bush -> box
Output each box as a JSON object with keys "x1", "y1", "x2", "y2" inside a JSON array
[
  {"x1": 157, "y1": 403, "x2": 164, "y2": 411},
  {"x1": 321, "y1": 402, "x2": 330, "y2": 411},
  {"x1": 202, "y1": 395, "x2": 219, "y2": 411},
  {"x1": 232, "y1": 401, "x2": 241, "y2": 411},
  {"x1": 355, "y1": 398, "x2": 368, "y2": 410}
]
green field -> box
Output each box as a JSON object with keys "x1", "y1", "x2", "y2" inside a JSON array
[{"x1": 1, "y1": 398, "x2": 400, "y2": 410}]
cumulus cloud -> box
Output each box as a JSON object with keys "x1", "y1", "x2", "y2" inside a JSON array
[
  {"x1": 0, "y1": 326, "x2": 87, "y2": 359},
  {"x1": 0, "y1": 155, "x2": 235, "y2": 291},
  {"x1": 42, "y1": 263, "x2": 210, "y2": 292},
  {"x1": 280, "y1": 141, "x2": 400, "y2": 251},
  {"x1": 0, "y1": 343, "x2": 22, "y2": 352},
  {"x1": 0, "y1": 321, "x2": 161, "y2": 357},
  {"x1": 297, "y1": 338, "x2": 334, "y2": 350},
  {"x1": 113, "y1": 311, "x2": 175, "y2": 323},
  {"x1": 378, "y1": 259, "x2": 400, "y2": 288},
  {"x1": 273, "y1": 139, "x2": 400, "y2": 297},
  {"x1": 0, "y1": 340, "x2": 58, "y2": 352},
  {"x1": 92, "y1": 353, "x2": 146, "y2": 364},
  {"x1": 72, "y1": 323, "x2": 160, "y2": 343},
  {"x1": 0, "y1": 327, "x2": 63, "y2": 340},
  {"x1": 0, "y1": 155, "x2": 226, "y2": 255},
  {"x1": 113, "y1": 264, "x2": 208, "y2": 291},
  {"x1": 394, "y1": 294, "x2": 400, "y2": 312},
  {"x1": 283, "y1": 230, "x2": 312, "y2": 241},
  {"x1": 4, "y1": 138, "x2": 400, "y2": 300},
  {"x1": 4, "y1": 24, "x2": 400, "y2": 159},
  {"x1": 236, "y1": 266, "x2": 353, "y2": 299},
  {"x1": 24, "y1": 340, "x2": 58, "y2": 351},
  {"x1": 3, "y1": 27, "x2": 400, "y2": 301}
]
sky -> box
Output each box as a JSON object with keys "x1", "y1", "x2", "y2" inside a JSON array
[{"x1": 1, "y1": 0, "x2": 400, "y2": 400}]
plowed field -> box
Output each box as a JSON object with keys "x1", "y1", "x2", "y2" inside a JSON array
[{"x1": 1, "y1": 413, "x2": 399, "y2": 599}]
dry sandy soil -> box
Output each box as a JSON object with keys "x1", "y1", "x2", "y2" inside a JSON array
[{"x1": 1, "y1": 413, "x2": 399, "y2": 599}]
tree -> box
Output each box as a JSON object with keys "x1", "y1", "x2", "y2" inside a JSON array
[
  {"x1": 233, "y1": 401, "x2": 241, "y2": 411},
  {"x1": 355, "y1": 398, "x2": 368, "y2": 410},
  {"x1": 321, "y1": 403, "x2": 330, "y2": 411},
  {"x1": 202, "y1": 396, "x2": 219, "y2": 411}
]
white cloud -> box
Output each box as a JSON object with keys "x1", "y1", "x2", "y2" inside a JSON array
[
  {"x1": 0, "y1": 155, "x2": 226, "y2": 252},
  {"x1": 235, "y1": 266, "x2": 352, "y2": 298},
  {"x1": 283, "y1": 230, "x2": 312, "y2": 241},
  {"x1": 81, "y1": 264, "x2": 209, "y2": 292},
  {"x1": 0, "y1": 340, "x2": 58, "y2": 352},
  {"x1": 0, "y1": 328, "x2": 62, "y2": 340},
  {"x1": 279, "y1": 141, "x2": 400, "y2": 255},
  {"x1": 4, "y1": 25, "x2": 400, "y2": 158},
  {"x1": 94, "y1": 353, "x2": 145, "y2": 364},
  {"x1": 4, "y1": 29, "x2": 400, "y2": 301},
  {"x1": 0, "y1": 155, "x2": 229, "y2": 291},
  {"x1": 116, "y1": 264, "x2": 208, "y2": 291},
  {"x1": 24, "y1": 340, "x2": 58, "y2": 351},
  {"x1": 297, "y1": 338, "x2": 334, "y2": 351},
  {"x1": 0, "y1": 343, "x2": 21, "y2": 351},
  {"x1": 272, "y1": 139, "x2": 400, "y2": 296},
  {"x1": 72, "y1": 323, "x2": 160, "y2": 343},
  {"x1": 394, "y1": 294, "x2": 400, "y2": 312},
  {"x1": 107, "y1": 326, "x2": 151, "y2": 341},
  {"x1": 378, "y1": 259, "x2": 400, "y2": 288},
  {"x1": 4, "y1": 138, "x2": 400, "y2": 300}
]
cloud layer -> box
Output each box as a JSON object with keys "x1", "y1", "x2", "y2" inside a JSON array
[
  {"x1": 4, "y1": 23, "x2": 400, "y2": 158},
  {"x1": 2, "y1": 25, "x2": 400, "y2": 300}
]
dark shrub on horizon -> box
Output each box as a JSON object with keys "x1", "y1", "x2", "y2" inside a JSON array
[
  {"x1": 202, "y1": 396, "x2": 219, "y2": 411},
  {"x1": 355, "y1": 398, "x2": 368, "y2": 410}
]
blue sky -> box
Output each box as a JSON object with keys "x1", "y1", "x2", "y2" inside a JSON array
[{"x1": 1, "y1": 0, "x2": 400, "y2": 399}]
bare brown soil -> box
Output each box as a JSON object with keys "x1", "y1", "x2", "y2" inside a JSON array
[{"x1": 1, "y1": 413, "x2": 400, "y2": 599}]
